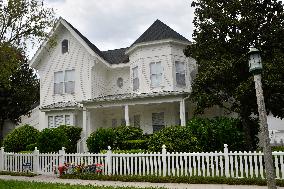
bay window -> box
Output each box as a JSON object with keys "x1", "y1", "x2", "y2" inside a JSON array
[
  {"x1": 175, "y1": 61, "x2": 186, "y2": 86},
  {"x1": 150, "y1": 62, "x2": 162, "y2": 88}
]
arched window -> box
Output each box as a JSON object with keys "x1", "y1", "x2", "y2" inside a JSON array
[{"x1": 62, "y1": 39, "x2": 68, "y2": 54}]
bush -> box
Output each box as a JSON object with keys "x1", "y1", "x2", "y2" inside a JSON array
[
  {"x1": 272, "y1": 146, "x2": 284, "y2": 152},
  {"x1": 147, "y1": 125, "x2": 199, "y2": 152},
  {"x1": 37, "y1": 128, "x2": 68, "y2": 153},
  {"x1": 87, "y1": 128, "x2": 116, "y2": 153},
  {"x1": 57, "y1": 125, "x2": 82, "y2": 153},
  {"x1": 26, "y1": 143, "x2": 37, "y2": 151},
  {"x1": 3, "y1": 124, "x2": 39, "y2": 152},
  {"x1": 187, "y1": 117, "x2": 246, "y2": 152},
  {"x1": 121, "y1": 140, "x2": 147, "y2": 150},
  {"x1": 114, "y1": 126, "x2": 143, "y2": 149},
  {"x1": 100, "y1": 149, "x2": 146, "y2": 154}
]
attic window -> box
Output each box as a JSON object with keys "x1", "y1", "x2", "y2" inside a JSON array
[{"x1": 62, "y1": 39, "x2": 69, "y2": 54}]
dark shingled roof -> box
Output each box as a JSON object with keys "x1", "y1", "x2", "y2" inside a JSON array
[
  {"x1": 64, "y1": 19, "x2": 106, "y2": 60},
  {"x1": 102, "y1": 48, "x2": 129, "y2": 64},
  {"x1": 132, "y1": 19, "x2": 189, "y2": 46},
  {"x1": 63, "y1": 19, "x2": 188, "y2": 64}
]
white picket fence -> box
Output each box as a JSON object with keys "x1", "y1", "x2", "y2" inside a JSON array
[{"x1": 1, "y1": 144, "x2": 284, "y2": 179}]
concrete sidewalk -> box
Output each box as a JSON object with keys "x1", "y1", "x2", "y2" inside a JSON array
[{"x1": 0, "y1": 175, "x2": 282, "y2": 189}]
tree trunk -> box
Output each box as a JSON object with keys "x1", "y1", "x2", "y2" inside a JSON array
[
  {"x1": 240, "y1": 112, "x2": 254, "y2": 151},
  {"x1": 0, "y1": 119, "x2": 4, "y2": 145}
]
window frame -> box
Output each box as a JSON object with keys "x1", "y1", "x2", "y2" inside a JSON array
[
  {"x1": 175, "y1": 61, "x2": 186, "y2": 87},
  {"x1": 62, "y1": 39, "x2": 69, "y2": 54},
  {"x1": 150, "y1": 62, "x2": 163, "y2": 88},
  {"x1": 48, "y1": 114, "x2": 72, "y2": 128},
  {"x1": 132, "y1": 66, "x2": 139, "y2": 91},
  {"x1": 54, "y1": 69, "x2": 75, "y2": 95}
]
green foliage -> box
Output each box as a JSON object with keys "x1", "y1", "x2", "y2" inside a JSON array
[
  {"x1": 187, "y1": 117, "x2": 247, "y2": 152},
  {"x1": 0, "y1": 171, "x2": 37, "y2": 177},
  {"x1": 121, "y1": 140, "x2": 147, "y2": 150},
  {"x1": 37, "y1": 128, "x2": 68, "y2": 153},
  {"x1": 147, "y1": 125, "x2": 199, "y2": 152},
  {"x1": 87, "y1": 126, "x2": 144, "y2": 153},
  {"x1": 0, "y1": 180, "x2": 161, "y2": 189},
  {"x1": 26, "y1": 143, "x2": 37, "y2": 151},
  {"x1": 61, "y1": 174, "x2": 284, "y2": 187},
  {"x1": 3, "y1": 124, "x2": 39, "y2": 152},
  {"x1": 272, "y1": 146, "x2": 284, "y2": 152},
  {"x1": 114, "y1": 126, "x2": 144, "y2": 149},
  {"x1": 185, "y1": 0, "x2": 284, "y2": 150},
  {"x1": 87, "y1": 128, "x2": 116, "y2": 153},
  {"x1": 100, "y1": 149, "x2": 146, "y2": 154},
  {"x1": 57, "y1": 125, "x2": 82, "y2": 153}
]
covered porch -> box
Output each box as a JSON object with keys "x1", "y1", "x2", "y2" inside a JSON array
[{"x1": 80, "y1": 92, "x2": 190, "y2": 152}]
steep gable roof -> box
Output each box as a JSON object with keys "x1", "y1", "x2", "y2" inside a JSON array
[
  {"x1": 64, "y1": 19, "x2": 106, "y2": 60},
  {"x1": 131, "y1": 19, "x2": 189, "y2": 46}
]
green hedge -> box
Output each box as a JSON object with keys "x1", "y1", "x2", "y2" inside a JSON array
[
  {"x1": 37, "y1": 125, "x2": 82, "y2": 153},
  {"x1": 187, "y1": 117, "x2": 246, "y2": 152},
  {"x1": 0, "y1": 171, "x2": 37, "y2": 177},
  {"x1": 60, "y1": 174, "x2": 284, "y2": 186},
  {"x1": 121, "y1": 140, "x2": 147, "y2": 150},
  {"x1": 147, "y1": 125, "x2": 199, "y2": 152},
  {"x1": 3, "y1": 124, "x2": 39, "y2": 152},
  {"x1": 87, "y1": 126, "x2": 144, "y2": 153}
]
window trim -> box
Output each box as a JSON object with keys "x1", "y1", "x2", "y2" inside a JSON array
[
  {"x1": 54, "y1": 69, "x2": 75, "y2": 95},
  {"x1": 175, "y1": 61, "x2": 186, "y2": 87},
  {"x1": 48, "y1": 114, "x2": 72, "y2": 128},
  {"x1": 150, "y1": 62, "x2": 163, "y2": 88},
  {"x1": 132, "y1": 66, "x2": 139, "y2": 91},
  {"x1": 62, "y1": 39, "x2": 69, "y2": 54}
]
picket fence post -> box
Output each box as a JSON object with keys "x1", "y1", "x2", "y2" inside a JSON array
[
  {"x1": 59, "y1": 147, "x2": 66, "y2": 165},
  {"x1": 0, "y1": 147, "x2": 4, "y2": 171},
  {"x1": 224, "y1": 144, "x2": 229, "y2": 177},
  {"x1": 33, "y1": 147, "x2": 40, "y2": 174},
  {"x1": 162, "y1": 145, "x2": 167, "y2": 176},
  {"x1": 106, "y1": 146, "x2": 112, "y2": 175}
]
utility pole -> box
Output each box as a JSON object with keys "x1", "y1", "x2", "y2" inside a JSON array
[{"x1": 249, "y1": 47, "x2": 276, "y2": 189}]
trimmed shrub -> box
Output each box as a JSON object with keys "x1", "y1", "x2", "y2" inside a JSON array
[
  {"x1": 87, "y1": 128, "x2": 116, "y2": 153},
  {"x1": 147, "y1": 125, "x2": 199, "y2": 152},
  {"x1": 3, "y1": 124, "x2": 39, "y2": 152},
  {"x1": 120, "y1": 140, "x2": 147, "y2": 150},
  {"x1": 57, "y1": 125, "x2": 82, "y2": 153},
  {"x1": 37, "y1": 128, "x2": 68, "y2": 153},
  {"x1": 114, "y1": 126, "x2": 143, "y2": 149},
  {"x1": 187, "y1": 117, "x2": 246, "y2": 152},
  {"x1": 26, "y1": 143, "x2": 37, "y2": 151}
]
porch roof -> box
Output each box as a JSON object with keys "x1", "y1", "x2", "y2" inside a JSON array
[
  {"x1": 40, "y1": 101, "x2": 81, "y2": 111},
  {"x1": 82, "y1": 91, "x2": 189, "y2": 104}
]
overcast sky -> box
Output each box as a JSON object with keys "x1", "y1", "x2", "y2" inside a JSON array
[{"x1": 45, "y1": 0, "x2": 195, "y2": 51}]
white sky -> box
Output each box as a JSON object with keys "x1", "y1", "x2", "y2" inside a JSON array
[{"x1": 44, "y1": 0, "x2": 195, "y2": 51}]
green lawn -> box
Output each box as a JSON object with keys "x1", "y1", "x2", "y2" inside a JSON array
[{"x1": 0, "y1": 180, "x2": 164, "y2": 189}]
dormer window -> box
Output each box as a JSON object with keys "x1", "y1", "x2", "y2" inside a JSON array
[{"x1": 62, "y1": 39, "x2": 69, "y2": 54}]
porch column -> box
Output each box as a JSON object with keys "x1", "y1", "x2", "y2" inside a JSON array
[
  {"x1": 124, "y1": 105, "x2": 130, "y2": 126},
  {"x1": 82, "y1": 107, "x2": 89, "y2": 152},
  {"x1": 180, "y1": 100, "x2": 186, "y2": 126}
]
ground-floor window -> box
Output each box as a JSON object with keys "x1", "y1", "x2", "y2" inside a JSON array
[
  {"x1": 152, "y1": 112, "x2": 165, "y2": 133},
  {"x1": 48, "y1": 114, "x2": 72, "y2": 128}
]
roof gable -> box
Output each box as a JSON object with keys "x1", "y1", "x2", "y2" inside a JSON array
[{"x1": 131, "y1": 19, "x2": 189, "y2": 46}]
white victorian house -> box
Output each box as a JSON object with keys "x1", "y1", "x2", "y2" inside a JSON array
[{"x1": 25, "y1": 17, "x2": 227, "y2": 152}]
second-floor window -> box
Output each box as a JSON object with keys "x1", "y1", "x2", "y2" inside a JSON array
[
  {"x1": 175, "y1": 61, "x2": 186, "y2": 86},
  {"x1": 54, "y1": 70, "x2": 75, "y2": 94},
  {"x1": 133, "y1": 66, "x2": 139, "y2": 91},
  {"x1": 62, "y1": 39, "x2": 69, "y2": 54},
  {"x1": 150, "y1": 62, "x2": 162, "y2": 88}
]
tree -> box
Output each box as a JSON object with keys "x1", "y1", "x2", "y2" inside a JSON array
[
  {"x1": 0, "y1": 0, "x2": 55, "y2": 141},
  {"x1": 185, "y1": 0, "x2": 284, "y2": 150},
  {"x1": 0, "y1": 45, "x2": 39, "y2": 141}
]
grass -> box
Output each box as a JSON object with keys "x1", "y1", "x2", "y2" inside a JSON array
[
  {"x1": 61, "y1": 174, "x2": 284, "y2": 186},
  {"x1": 0, "y1": 179, "x2": 164, "y2": 189}
]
